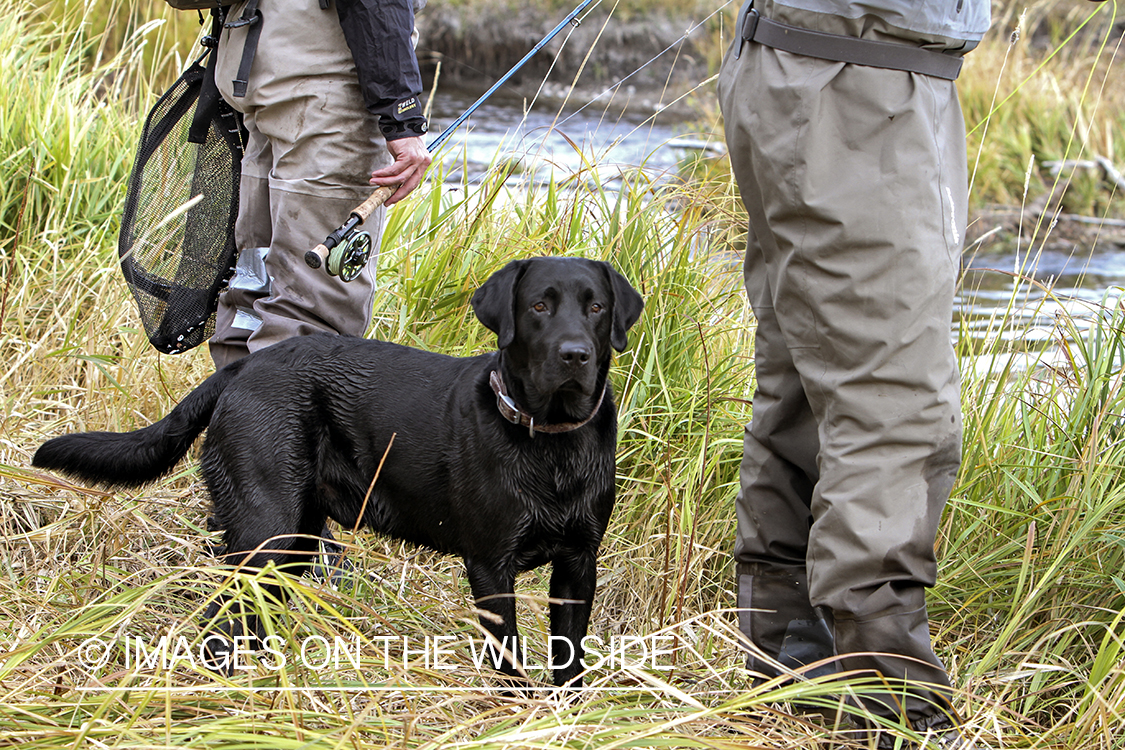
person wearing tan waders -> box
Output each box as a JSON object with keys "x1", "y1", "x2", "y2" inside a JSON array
[
  {"x1": 718, "y1": 1, "x2": 989, "y2": 747},
  {"x1": 208, "y1": 0, "x2": 431, "y2": 368}
]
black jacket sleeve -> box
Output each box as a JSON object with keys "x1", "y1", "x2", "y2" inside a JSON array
[{"x1": 335, "y1": 0, "x2": 428, "y2": 140}]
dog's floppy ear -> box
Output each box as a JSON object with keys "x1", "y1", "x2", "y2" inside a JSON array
[
  {"x1": 471, "y1": 260, "x2": 528, "y2": 349},
  {"x1": 599, "y1": 261, "x2": 644, "y2": 352}
]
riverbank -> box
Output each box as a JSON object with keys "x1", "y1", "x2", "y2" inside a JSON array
[{"x1": 415, "y1": 0, "x2": 721, "y2": 118}]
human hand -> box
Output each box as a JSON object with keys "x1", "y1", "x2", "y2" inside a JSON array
[{"x1": 371, "y1": 136, "x2": 432, "y2": 206}]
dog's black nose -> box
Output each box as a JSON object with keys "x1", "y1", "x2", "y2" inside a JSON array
[{"x1": 559, "y1": 341, "x2": 591, "y2": 366}]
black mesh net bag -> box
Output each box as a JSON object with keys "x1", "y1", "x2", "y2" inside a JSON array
[{"x1": 118, "y1": 43, "x2": 244, "y2": 355}]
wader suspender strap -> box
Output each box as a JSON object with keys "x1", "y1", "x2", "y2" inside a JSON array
[
  {"x1": 226, "y1": 0, "x2": 263, "y2": 98},
  {"x1": 735, "y1": 0, "x2": 964, "y2": 81},
  {"x1": 187, "y1": 9, "x2": 226, "y2": 144},
  {"x1": 187, "y1": 7, "x2": 227, "y2": 143}
]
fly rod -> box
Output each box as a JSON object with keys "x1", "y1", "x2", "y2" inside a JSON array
[{"x1": 305, "y1": 0, "x2": 600, "y2": 280}]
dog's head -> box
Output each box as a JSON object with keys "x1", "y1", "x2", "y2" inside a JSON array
[{"x1": 471, "y1": 257, "x2": 643, "y2": 422}]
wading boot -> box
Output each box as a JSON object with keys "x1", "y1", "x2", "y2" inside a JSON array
[{"x1": 738, "y1": 566, "x2": 837, "y2": 681}]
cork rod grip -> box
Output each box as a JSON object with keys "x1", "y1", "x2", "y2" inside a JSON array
[
  {"x1": 304, "y1": 185, "x2": 396, "y2": 269},
  {"x1": 353, "y1": 185, "x2": 395, "y2": 222}
]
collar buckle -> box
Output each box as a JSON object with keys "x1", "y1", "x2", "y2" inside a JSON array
[{"x1": 497, "y1": 390, "x2": 522, "y2": 424}]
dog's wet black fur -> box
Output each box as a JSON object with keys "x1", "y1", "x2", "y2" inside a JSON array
[{"x1": 33, "y1": 257, "x2": 643, "y2": 686}]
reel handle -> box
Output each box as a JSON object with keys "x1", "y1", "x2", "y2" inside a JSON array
[{"x1": 304, "y1": 185, "x2": 395, "y2": 270}]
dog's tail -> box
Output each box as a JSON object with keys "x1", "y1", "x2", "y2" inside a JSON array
[{"x1": 32, "y1": 360, "x2": 245, "y2": 488}]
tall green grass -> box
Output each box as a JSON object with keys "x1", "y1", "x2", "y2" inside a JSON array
[
  {"x1": 942, "y1": 289, "x2": 1125, "y2": 743},
  {"x1": 3, "y1": 0, "x2": 1125, "y2": 748}
]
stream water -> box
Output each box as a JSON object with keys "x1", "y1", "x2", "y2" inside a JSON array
[
  {"x1": 959, "y1": 241, "x2": 1125, "y2": 375},
  {"x1": 425, "y1": 88, "x2": 693, "y2": 185}
]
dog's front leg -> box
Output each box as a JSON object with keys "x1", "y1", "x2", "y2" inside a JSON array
[
  {"x1": 199, "y1": 589, "x2": 274, "y2": 676},
  {"x1": 464, "y1": 559, "x2": 525, "y2": 683},
  {"x1": 548, "y1": 549, "x2": 597, "y2": 687}
]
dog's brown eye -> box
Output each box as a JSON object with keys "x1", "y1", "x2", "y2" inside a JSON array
[
  {"x1": 590, "y1": 303, "x2": 604, "y2": 314},
  {"x1": 533, "y1": 302, "x2": 548, "y2": 313}
]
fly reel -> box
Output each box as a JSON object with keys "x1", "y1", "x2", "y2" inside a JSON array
[{"x1": 325, "y1": 230, "x2": 372, "y2": 282}]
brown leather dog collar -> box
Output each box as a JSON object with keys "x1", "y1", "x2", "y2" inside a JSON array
[{"x1": 489, "y1": 370, "x2": 606, "y2": 438}]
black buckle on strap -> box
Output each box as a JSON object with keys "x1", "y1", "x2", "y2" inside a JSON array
[
  {"x1": 225, "y1": 8, "x2": 260, "y2": 29},
  {"x1": 741, "y1": 6, "x2": 759, "y2": 43},
  {"x1": 224, "y1": 14, "x2": 259, "y2": 29},
  {"x1": 735, "y1": 0, "x2": 757, "y2": 59}
]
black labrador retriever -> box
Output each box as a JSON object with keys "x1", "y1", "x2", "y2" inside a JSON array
[{"x1": 33, "y1": 257, "x2": 643, "y2": 686}]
